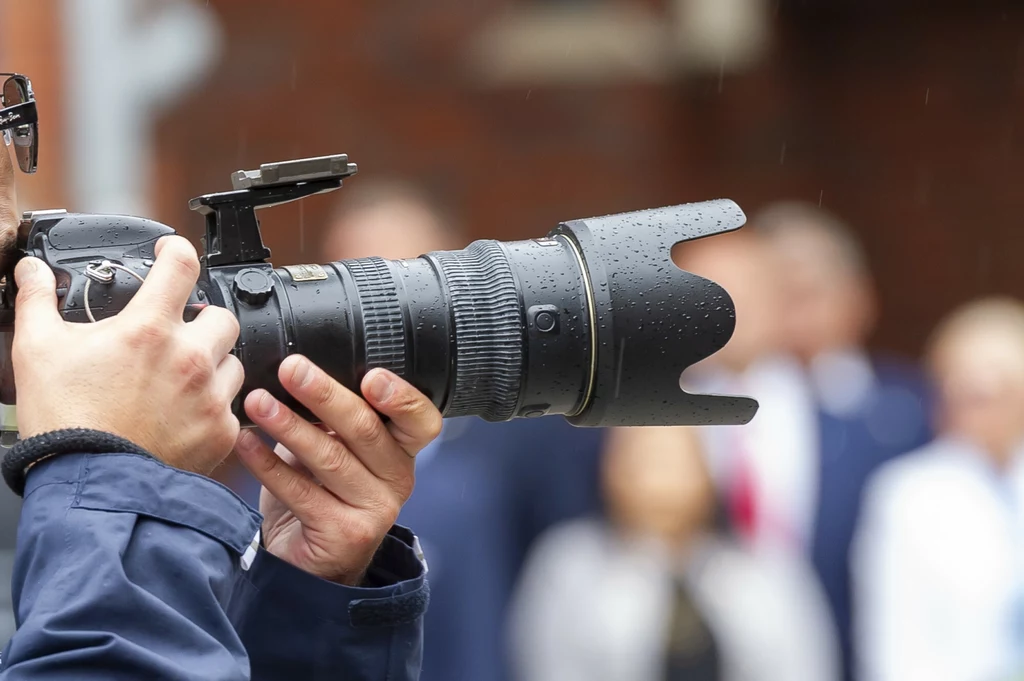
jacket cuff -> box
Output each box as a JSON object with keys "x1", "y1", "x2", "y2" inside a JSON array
[
  {"x1": 23, "y1": 452, "x2": 263, "y2": 556},
  {"x1": 243, "y1": 525, "x2": 429, "y2": 628}
]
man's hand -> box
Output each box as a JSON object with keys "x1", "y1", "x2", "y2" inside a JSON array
[
  {"x1": 12, "y1": 236, "x2": 244, "y2": 473},
  {"x1": 0, "y1": 142, "x2": 19, "y2": 272},
  {"x1": 233, "y1": 356, "x2": 442, "y2": 586}
]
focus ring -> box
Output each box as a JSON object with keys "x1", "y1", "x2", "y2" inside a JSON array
[
  {"x1": 434, "y1": 240, "x2": 524, "y2": 420},
  {"x1": 344, "y1": 257, "x2": 407, "y2": 377}
]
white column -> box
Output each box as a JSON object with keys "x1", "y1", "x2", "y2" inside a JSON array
[{"x1": 61, "y1": 0, "x2": 222, "y2": 215}]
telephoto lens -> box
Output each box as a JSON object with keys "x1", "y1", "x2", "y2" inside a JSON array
[{"x1": 0, "y1": 155, "x2": 759, "y2": 432}]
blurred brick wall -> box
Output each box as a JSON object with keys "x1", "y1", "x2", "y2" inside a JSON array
[{"x1": 153, "y1": 0, "x2": 1024, "y2": 358}]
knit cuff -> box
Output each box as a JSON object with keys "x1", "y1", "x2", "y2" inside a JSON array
[{"x1": 2, "y1": 428, "x2": 152, "y2": 496}]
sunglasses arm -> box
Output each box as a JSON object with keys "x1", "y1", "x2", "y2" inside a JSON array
[{"x1": 0, "y1": 101, "x2": 37, "y2": 132}]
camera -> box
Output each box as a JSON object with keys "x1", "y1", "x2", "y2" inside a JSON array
[{"x1": 0, "y1": 154, "x2": 758, "y2": 431}]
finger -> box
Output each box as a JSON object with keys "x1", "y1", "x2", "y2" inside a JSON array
[
  {"x1": 213, "y1": 353, "x2": 245, "y2": 405},
  {"x1": 244, "y1": 388, "x2": 382, "y2": 509},
  {"x1": 13, "y1": 257, "x2": 62, "y2": 332},
  {"x1": 187, "y1": 304, "x2": 240, "y2": 362},
  {"x1": 125, "y1": 236, "x2": 200, "y2": 320},
  {"x1": 362, "y1": 368, "x2": 442, "y2": 458},
  {"x1": 234, "y1": 428, "x2": 330, "y2": 527},
  {"x1": 278, "y1": 355, "x2": 410, "y2": 481}
]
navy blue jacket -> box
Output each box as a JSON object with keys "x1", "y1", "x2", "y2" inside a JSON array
[
  {"x1": 0, "y1": 452, "x2": 429, "y2": 680},
  {"x1": 809, "y1": 358, "x2": 933, "y2": 681}
]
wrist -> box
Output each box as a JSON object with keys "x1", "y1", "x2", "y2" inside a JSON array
[
  {"x1": 293, "y1": 553, "x2": 374, "y2": 587},
  {"x1": 2, "y1": 428, "x2": 152, "y2": 495},
  {"x1": 263, "y1": 535, "x2": 377, "y2": 587},
  {"x1": 332, "y1": 567, "x2": 370, "y2": 587}
]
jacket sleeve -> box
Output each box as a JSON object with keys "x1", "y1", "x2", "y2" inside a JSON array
[
  {"x1": 228, "y1": 525, "x2": 429, "y2": 681},
  {"x1": 0, "y1": 452, "x2": 263, "y2": 681}
]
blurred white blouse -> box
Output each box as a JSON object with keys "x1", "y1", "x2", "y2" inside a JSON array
[
  {"x1": 508, "y1": 518, "x2": 840, "y2": 681},
  {"x1": 852, "y1": 436, "x2": 1024, "y2": 681}
]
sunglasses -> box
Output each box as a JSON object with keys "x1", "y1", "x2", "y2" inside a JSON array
[{"x1": 0, "y1": 73, "x2": 37, "y2": 174}]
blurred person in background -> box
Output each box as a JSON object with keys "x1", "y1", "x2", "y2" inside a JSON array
[
  {"x1": 321, "y1": 179, "x2": 458, "y2": 263},
  {"x1": 755, "y1": 202, "x2": 933, "y2": 681},
  {"x1": 509, "y1": 425, "x2": 840, "y2": 681},
  {"x1": 319, "y1": 179, "x2": 605, "y2": 681},
  {"x1": 853, "y1": 298, "x2": 1024, "y2": 681},
  {"x1": 675, "y1": 230, "x2": 818, "y2": 550}
]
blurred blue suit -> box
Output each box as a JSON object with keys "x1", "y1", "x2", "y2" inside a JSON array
[
  {"x1": 398, "y1": 416, "x2": 605, "y2": 681},
  {"x1": 807, "y1": 354, "x2": 934, "y2": 681}
]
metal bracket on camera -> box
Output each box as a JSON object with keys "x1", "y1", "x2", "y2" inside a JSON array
[
  {"x1": 189, "y1": 154, "x2": 358, "y2": 268},
  {"x1": 84, "y1": 260, "x2": 117, "y2": 284}
]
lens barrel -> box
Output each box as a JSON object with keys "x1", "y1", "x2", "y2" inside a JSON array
[{"x1": 206, "y1": 199, "x2": 758, "y2": 428}]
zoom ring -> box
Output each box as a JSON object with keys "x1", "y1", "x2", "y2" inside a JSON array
[
  {"x1": 434, "y1": 240, "x2": 524, "y2": 420},
  {"x1": 344, "y1": 257, "x2": 407, "y2": 377}
]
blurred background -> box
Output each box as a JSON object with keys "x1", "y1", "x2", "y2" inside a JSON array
[{"x1": 4, "y1": 0, "x2": 1024, "y2": 680}]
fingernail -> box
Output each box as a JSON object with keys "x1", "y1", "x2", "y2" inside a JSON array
[
  {"x1": 256, "y1": 391, "x2": 279, "y2": 419},
  {"x1": 366, "y1": 371, "x2": 394, "y2": 403},
  {"x1": 290, "y1": 357, "x2": 312, "y2": 388}
]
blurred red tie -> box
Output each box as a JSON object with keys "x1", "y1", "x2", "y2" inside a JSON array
[{"x1": 727, "y1": 432, "x2": 759, "y2": 541}]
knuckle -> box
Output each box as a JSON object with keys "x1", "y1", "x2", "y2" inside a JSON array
[
  {"x1": 177, "y1": 346, "x2": 214, "y2": 388},
  {"x1": 204, "y1": 391, "x2": 231, "y2": 420},
  {"x1": 379, "y1": 497, "x2": 402, "y2": 525},
  {"x1": 344, "y1": 516, "x2": 379, "y2": 551},
  {"x1": 164, "y1": 240, "x2": 200, "y2": 276},
  {"x1": 211, "y1": 416, "x2": 240, "y2": 458},
  {"x1": 309, "y1": 371, "x2": 337, "y2": 407},
  {"x1": 224, "y1": 355, "x2": 245, "y2": 395},
  {"x1": 277, "y1": 410, "x2": 307, "y2": 443},
  {"x1": 392, "y1": 388, "x2": 441, "y2": 434},
  {"x1": 387, "y1": 384, "x2": 420, "y2": 412},
  {"x1": 252, "y1": 441, "x2": 279, "y2": 474},
  {"x1": 422, "y1": 409, "x2": 443, "y2": 442},
  {"x1": 392, "y1": 470, "x2": 415, "y2": 503},
  {"x1": 225, "y1": 311, "x2": 241, "y2": 340},
  {"x1": 315, "y1": 440, "x2": 351, "y2": 478},
  {"x1": 124, "y1": 317, "x2": 169, "y2": 349},
  {"x1": 224, "y1": 418, "x2": 241, "y2": 449},
  {"x1": 199, "y1": 396, "x2": 219, "y2": 420},
  {"x1": 287, "y1": 474, "x2": 319, "y2": 511},
  {"x1": 14, "y1": 281, "x2": 41, "y2": 305},
  {"x1": 349, "y1": 407, "x2": 385, "y2": 448},
  {"x1": 221, "y1": 352, "x2": 242, "y2": 377},
  {"x1": 206, "y1": 306, "x2": 240, "y2": 340}
]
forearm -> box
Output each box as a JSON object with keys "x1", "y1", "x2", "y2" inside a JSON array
[{"x1": 1, "y1": 452, "x2": 262, "y2": 680}]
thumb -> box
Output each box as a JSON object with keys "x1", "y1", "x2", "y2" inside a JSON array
[{"x1": 14, "y1": 257, "x2": 61, "y2": 329}]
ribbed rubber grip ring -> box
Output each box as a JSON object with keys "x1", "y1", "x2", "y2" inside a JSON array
[
  {"x1": 433, "y1": 240, "x2": 524, "y2": 420},
  {"x1": 344, "y1": 257, "x2": 407, "y2": 377}
]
